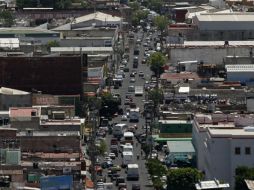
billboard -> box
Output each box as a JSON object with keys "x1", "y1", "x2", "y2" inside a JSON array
[{"x1": 40, "y1": 175, "x2": 73, "y2": 190}]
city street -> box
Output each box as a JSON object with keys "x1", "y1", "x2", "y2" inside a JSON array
[{"x1": 98, "y1": 29, "x2": 156, "y2": 190}]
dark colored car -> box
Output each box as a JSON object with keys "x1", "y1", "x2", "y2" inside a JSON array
[
  {"x1": 132, "y1": 184, "x2": 141, "y2": 190},
  {"x1": 116, "y1": 177, "x2": 125, "y2": 186}
]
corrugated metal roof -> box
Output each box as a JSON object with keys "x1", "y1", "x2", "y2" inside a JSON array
[
  {"x1": 167, "y1": 141, "x2": 195, "y2": 153},
  {"x1": 196, "y1": 13, "x2": 254, "y2": 22},
  {"x1": 75, "y1": 11, "x2": 121, "y2": 23}
]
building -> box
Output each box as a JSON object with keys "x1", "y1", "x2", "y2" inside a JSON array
[
  {"x1": 158, "y1": 120, "x2": 193, "y2": 138},
  {"x1": 17, "y1": 131, "x2": 80, "y2": 153},
  {"x1": 52, "y1": 12, "x2": 122, "y2": 33},
  {"x1": 192, "y1": 13, "x2": 254, "y2": 40},
  {"x1": 10, "y1": 107, "x2": 41, "y2": 131},
  {"x1": 226, "y1": 65, "x2": 254, "y2": 83},
  {"x1": 168, "y1": 41, "x2": 254, "y2": 65},
  {"x1": 0, "y1": 27, "x2": 60, "y2": 45},
  {"x1": 195, "y1": 180, "x2": 230, "y2": 189},
  {"x1": 0, "y1": 87, "x2": 32, "y2": 110},
  {"x1": 192, "y1": 114, "x2": 254, "y2": 189},
  {"x1": 0, "y1": 56, "x2": 84, "y2": 95}
]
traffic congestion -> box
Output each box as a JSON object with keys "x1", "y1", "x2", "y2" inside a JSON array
[{"x1": 93, "y1": 22, "x2": 161, "y2": 190}]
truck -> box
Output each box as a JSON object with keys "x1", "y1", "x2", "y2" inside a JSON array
[
  {"x1": 122, "y1": 151, "x2": 133, "y2": 167},
  {"x1": 135, "y1": 86, "x2": 143, "y2": 96},
  {"x1": 129, "y1": 108, "x2": 139, "y2": 122},
  {"x1": 113, "y1": 123, "x2": 128, "y2": 138},
  {"x1": 127, "y1": 164, "x2": 139, "y2": 180}
]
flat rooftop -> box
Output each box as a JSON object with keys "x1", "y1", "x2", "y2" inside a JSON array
[
  {"x1": 208, "y1": 127, "x2": 254, "y2": 138},
  {"x1": 195, "y1": 114, "x2": 254, "y2": 129},
  {"x1": 167, "y1": 140, "x2": 195, "y2": 153},
  {"x1": 159, "y1": 120, "x2": 191, "y2": 124},
  {"x1": 18, "y1": 131, "x2": 80, "y2": 137},
  {"x1": 183, "y1": 41, "x2": 254, "y2": 47}
]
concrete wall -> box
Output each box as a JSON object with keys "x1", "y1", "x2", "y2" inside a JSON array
[
  {"x1": 0, "y1": 93, "x2": 32, "y2": 110},
  {"x1": 169, "y1": 46, "x2": 252, "y2": 65}
]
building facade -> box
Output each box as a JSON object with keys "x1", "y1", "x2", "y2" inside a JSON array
[{"x1": 192, "y1": 114, "x2": 254, "y2": 190}]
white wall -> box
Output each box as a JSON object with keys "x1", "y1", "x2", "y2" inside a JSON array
[
  {"x1": 169, "y1": 47, "x2": 252, "y2": 65},
  {"x1": 247, "y1": 99, "x2": 254, "y2": 112},
  {"x1": 193, "y1": 123, "x2": 254, "y2": 190}
]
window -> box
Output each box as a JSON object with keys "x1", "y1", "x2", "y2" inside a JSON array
[
  {"x1": 235, "y1": 147, "x2": 241, "y2": 155},
  {"x1": 245, "y1": 147, "x2": 251, "y2": 155}
]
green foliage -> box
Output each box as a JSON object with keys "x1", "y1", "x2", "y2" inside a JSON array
[
  {"x1": 55, "y1": 0, "x2": 72, "y2": 9},
  {"x1": 146, "y1": 159, "x2": 167, "y2": 177},
  {"x1": 0, "y1": 10, "x2": 14, "y2": 27},
  {"x1": 147, "y1": 0, "x2": 163, "y2": 12},
  {"x1": 129, "y1": 1, "x2": 140, "y2": 11},
  {"x1": 235, "y1": 166, "x2": 254, "y2": 190},
  {"x1": 167, "y1": 168, "x2": 204, "y2": 190},
  {"x1": 98, "y1": 140, "x2": 107, "y2": 155},
  {"x1": 16, "y1": 0, "x2": 35, "y2": 8},
  {"x1": 131, "y1": 10, "x2": 149, "y2": 26},
  {"x1": 100, "y1": 92, "x2": 119, "y2": 117},
  {"x1": 87, "y1": 96, "x2": 102, "y2": 111},
  {"x1": 148, "y1": 88, "x2": 164, "y2": 106},
  {"x1": 153, "y1": 15, "x2": 169, "y2": 33},
  {"x1": 46, "y1": 40, "x2": 60, "y2": 51},
  {"x1": 148, "y1": 52, "x2": 166, "y2": 76}
]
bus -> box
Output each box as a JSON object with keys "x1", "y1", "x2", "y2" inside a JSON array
[{"x1": 113, "y1": 123, "x2": 128, "y2": 138}]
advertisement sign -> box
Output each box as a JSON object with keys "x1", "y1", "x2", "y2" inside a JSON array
[{"x1": 40, "y1": 175, "x2": 73, "y2": 190}]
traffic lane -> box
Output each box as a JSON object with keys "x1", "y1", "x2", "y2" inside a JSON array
[{"x1": 102, "y1": 121, "x2": 153, "y2": 190}]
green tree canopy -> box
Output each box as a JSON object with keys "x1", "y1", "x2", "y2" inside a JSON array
[
  {"x1": 131, "y1": 10, "x2": 149, "y2": 26},
  {"x1": 146, "y1": 159, "x2": 167, "y2": 177},
  {"x1": 167, "y1": 168, "x2": 204, "y2": 190},
  {"x1": 235, "y1": 166, "x2": 254, "y2": 190},
  {"x1": 147, "y1": 0, "x2": 163, "y2": 12},
  {"x1": 55, "y1": 0, "x2": 72, "y2": 9},
  {"x1": 46, "y1": 40, "x2": 60, "y2": 51},
  {"x1": 153, "y1": 15, "x2": 169, "y2": 33},
  {"x1": 0, "y1": 10, "x2": 14, "y2": 27},
  {"x1": 99, "y1": 92, "x2": 119, "y2": 117},
  {"x1": 129, "y1": 1, "x2": 140, "y2": 11},
  {"x1": 148, "y1": 52, "x2": 166, "y2": 77},
  {"x1": 148, "y1": 88, "x2": 164, "y2": 106},
  {"x1": 98, "y1": 140, "x2": 107, "y2": 155}
]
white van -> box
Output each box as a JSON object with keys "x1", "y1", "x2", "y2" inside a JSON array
[{"x1": 122, "y1": 151, "x2": 133, "y2": 167}]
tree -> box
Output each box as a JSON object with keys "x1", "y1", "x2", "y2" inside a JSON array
[
  {"x1": 235, "y1": 166, "x2": 254, "y2": 190},
  {"x1": 167, "y1": 168, "x2": 204, "y2": 190},
  {"x1": 148, "y1": 88, "x2": 164, "y2": 105},
  {"x1": 148, "y1": 52, "x2": 166, "y2": 77},
  {"x1": 153, "y1": 15, "x2": 169, "y2": 35},
  {"x1": 98, "y1": 140, "x2": 107, "y2": 155},
  {"x1": 147, "y1": 0, "x2": 163, "y2": 13},
  {"x1": 99, "y1": 92, "x2": 119, "y2": 118},
  {"x1": 46, "y1": 40, "x2": 60, "y2": 51},
  {"x1": 16, "y1": 0, "x2": 34, "y2": 8},
  {"x1": 55, "y1": 0, "x2": 72, "y2": 9},
  {"x1": 0, "y1": 10, "x2": 14, "y2": 27},
  {"x1": 131, "y1": 10, "x2": 149, "y2": 26},
  {"x1": 146, "y1": 159, "x2": 167, "y2": 177},
  {"x1": 129, "y1": 1, "x2": 140, "y2": 11},
  {"x1": 146, "y1": 159, "x2": 167, "y2": 190}
]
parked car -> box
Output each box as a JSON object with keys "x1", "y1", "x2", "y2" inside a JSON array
[
  {"x1": 109, "y1": 153, "x2": 116, "y2": 159},
  {"x1": 121, "y1": 115, "x2": 128, "y2": 121}
]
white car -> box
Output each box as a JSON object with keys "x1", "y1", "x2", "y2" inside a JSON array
[
  {"x1": 121, "y1": 115, "x2": 128, "y2": 121},
  {"x1": 109, "y1": 152, "x2": 116, "y2": 159},
  {"x1": 130, "y1": 78, "x2": 136, "y2": 83}
]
